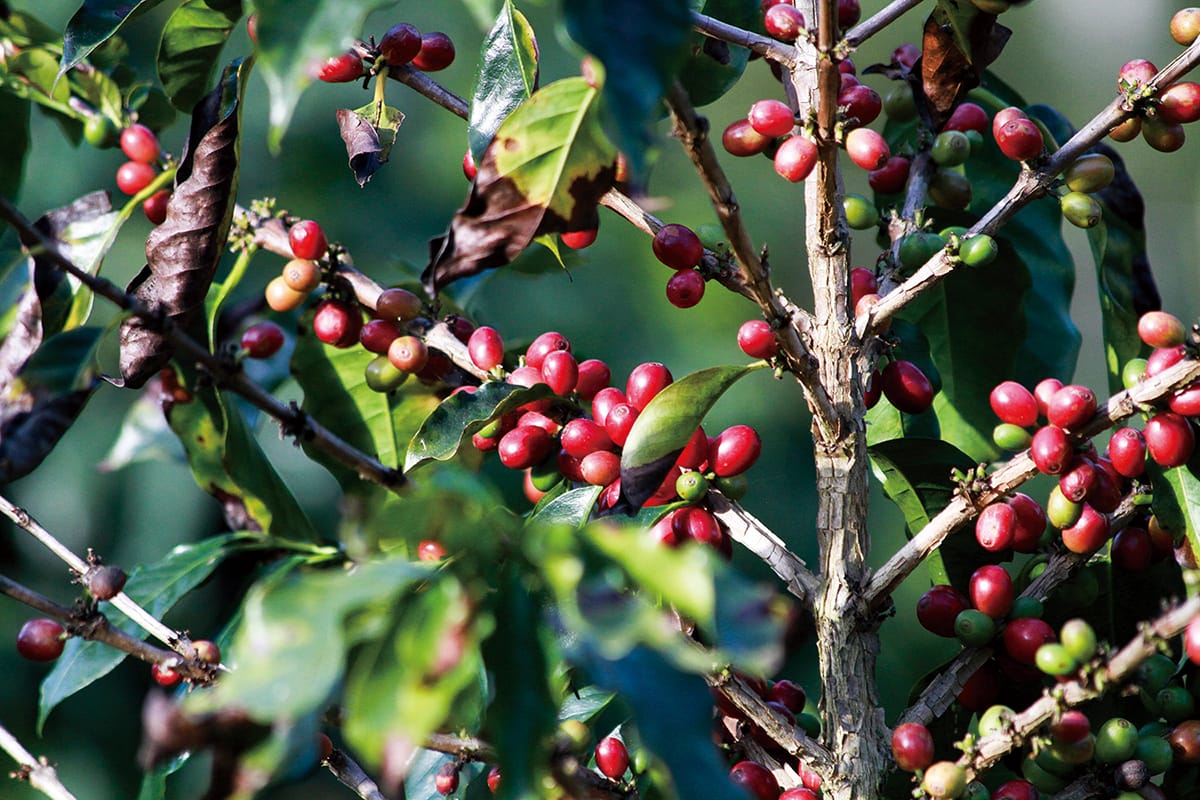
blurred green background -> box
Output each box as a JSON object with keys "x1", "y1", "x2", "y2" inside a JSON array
[{"x1": 2, "y1": 0, "x2": 1198, "y2": 797}]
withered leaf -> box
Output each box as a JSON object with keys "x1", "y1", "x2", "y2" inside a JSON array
[
  {"x1": 116, "y1": 57, "x2": 251, "y2": 388},
  {"x1": 422, "y1": 76, "x2": 616, "y2": 295},
  {"x1": 336, "y1": 101, "x2": 404, "y2": 188},
  {"x1": 921, "y1": 12, "x2": 1010, "y2": 126},
  {"x1": 0, "y1": 385, "x2": 96, "y2": 482}
]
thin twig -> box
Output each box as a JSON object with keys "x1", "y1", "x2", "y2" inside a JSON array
[
  {"x1": 708, "y1": 491, "x2": 819, "y2": 605},
  {"x1": 0, "y1": 722, "x2": 78, "y2": 800},
  {"x1": 0, "y1": 196, "x2": 407, "y2": 494},
  {"x1": 859, "y1": 37, "x2": 1200, "y2": 337},
  {"x1": 663, "y1": 83, "x2": 837, "y2": 431},
  {"x1": 865, "y1": 355, "x2": 1200, "y2": 608},
  {"x1": 958, "y1": 594, "x2": 1200, "y2": 780},
  {"x1": 325, "y1": 748, "x2": 391, "y2": 800},
  {"x1": 689, "y1": 10, "x2": 803, "y2": 67},
  {"x1": 0, "y1": 494, "x2": 181, "y2": 650},
  {"x1": 841, "y1": 0, "x2": 927, "y2": 50},
  {"x1": 0, "y1": 573, "x2": 214, "y2": 683}
]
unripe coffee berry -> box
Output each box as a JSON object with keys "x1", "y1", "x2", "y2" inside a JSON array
[
  {"x1": 86, "y1": 565, "x2": 128, "y2": 600},
  {"x1": 282, "y1": 258, "x2": 321, "y2": 293}
]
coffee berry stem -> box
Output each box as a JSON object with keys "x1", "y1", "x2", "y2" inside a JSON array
[
  {"x1": 958, "y1": 593, "x2": 1200, "y2": 781},
  {"x1": 861, "y1": 35, "x2": 1200, "y2": 338},
  {"x1": 0, "y1": 722, "x2": 78, "y2": 800},
  {"x1": 841, "y1": 0, "x2": 926, "y2": 51},
  {"x1": 867, "y1": 355, "x2": 1200, "y2": 608},
  {"x1": 689, "y1": 9, "x2": 802, "y2": 67}
]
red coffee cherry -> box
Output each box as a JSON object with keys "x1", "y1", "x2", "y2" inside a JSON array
[
  {"x1": 722, "y1": 118, "x2": 773, "y2": 157},
  {"x1": 662, "y1": 268, "x2": 703, "y2": 308},
  {"x1": 708, "y1": 425, "x2": 762, "y2": 477},
  {"x1": 121, "y1": 124, "x2": 160, "y2": 164},
  {"x1": 541, "y1": 350, "x2": 579, "y2": 395},
  {"x1": 317, "y1": 52, "x2": 364, "y2": 82},
  {"x1": 1187, "y1": 616, "x2": 1200, "y2": 664},
  {"x1": 989, "y1": 380, "x2": 1038, "y2": 427},
  {"x1": 652, "y1": 224, "x2": 704, "y2": 270},
  {"x1": 1138, "y1": 310, "x2": 1187, "y2": 348},
  {"x1": 1007, "y1": 492, "x2": 1046, "y2": 553},
  {"x1": 995, "y1": 116, "x2": 1044, "y2": 161},
  {"x1": 1030, "y1": 425, "x2": 1071, "y2": 475},
  {"x1": 605, "y1": 403, "x2": 639, "y2": 447},
  {"x1": 525, "y1": 331, "x2": 571, "y2": 370},
  {"x1": 838, "y1": 84, "x2": 882, "y2": 129},
  {"x1": 1060, "y1": 503, "x2": 1109, "y2": 553},
  {"x1": 462, "y1": 149, "x2": 478, "y2": 181},
  {"x1": 1118, "y1": 58, "x2": 1158, "y2": 89},
  {"x1": 1033, "y1": 377, "x2": 1063, "y2": 418},
  {"x1": 1145, "y1": 344, "x2": 1187, "y2": 377},
  {"x1": 312, "y1": 298, "x2": 362, "y2": 348},
  {"x1": 380, "y1": 23, "x2": 422, "y2": 66},
  {"x1": 867, "y1": 156, "x2": 910, "y2": 193},
  {"x1": 738, "y1": 320, "x2": 779, "y2": 359},
  {"x1": 729, "y1": 760, "x2": 779, "y2": 800},
  {"x1": 881, "y1": 360, "x2": 934, "y2": 414},
  {"x1": 1003, "y1": 617, "x2": 1056, "y2": 665},
  {"x1": 768, "y1": 679, "x2": 806, "y2": 713},
  {"x1": 1111, "y1": 526, "x2": 1153, "y2": 571},
  {"x1": 1057, "y1": 458, "x2": 1095, "y2": 503},
  {"x1": 837, "y1": 0, "x2": 860, "y2": 28},
  {"x1": 387, "y1": 335, "x2": 429, "y2": 373},
  {"x1": 192, "y1": 640, "x2": 221, "y2": 664},
  {"x1": 1160, "y1": 81, "x2": 1200, "y2": 124},
  {"x1": 434, "y1": 763, "x2": 459, "y2": 795},
  {"x1": 356, "y1": 319, "x2": 401, "y2": 355},
  {"x1": 1046, "y1": 384, "x2": 1096, "y2": 430},
  {"x1": 417, "y1": 540, "x2": 447, "y2": 561},
  {"x1": 289, "y1": 220, "x2": 328, "y2": 260},
  {"x1": 17, "y1": 618, "x2": 66, "y2": 662},
  {"x1": 413, "y1": 32, "x2": 455, "y2": 71},
  {"x1": 561, "y1": 228, "x2": 598, "y2": 249},
  {"x1": 1049, "y1": 710, "x2": 1091, "y2": 744},
  {"x1": 595, "y1": 736, "x2": 630, "y2": 780},
  {"x1": 116, "y1": 161, "x2": 157, "y2": 195},
  {"x1": 1145, "y1": 411, "x2": 1196, "y2": 467},
  {"x1": 626, "y1": 362, "x2": 673, "y2": 410},
  {"x1": 142, "y1": 190, "x2": 171, "y2": 225},
  {"x1": 844, "y1": 127, "x2": 890, "y2": 170},
  {"x1": 575, "y1": 359, "x2": 611, "y2": 401},
  {"x1": 969, "y1": 564, "x2": 1014, "y2": 619},
  {"x1": 241, "y1": 321, "x2": 285, "y2": 359},
  {"x1": 764, "y1": 4, "x2": 805, "y2": 40},
  {"x1": 1107, "y1": 427, "x2": 1147, "y2": 477},
  {"x1": 993, "y1": 780, "x2": 1038, "y2": 800},
  {"x1": 467, "y1": 326, "x2": 504, "y2": 371},
  {"x1": 591, "y1": 387, "x2": 626, "y2": 427},
  {"x1": 916, "y1": 584, "x2": 968, "y2": 638},
  {"x1": 774, "y1": 135, "x2": 819, "y2": 182},
  {"x1": 849, "y1": 267, "x2": 878, "y2": 307},
  {"x1": 86, "y1": 565, "x2": 128, "y2": 601},
  {"x1": 975, "y1": 502, "x2": 1016, "y2": 552},
  {"x1": 748, "y1": 99, "x2": 795, "y2": 138},
  {"x1": 561, "y1": 419, "x2": 613, "y2": 458},
  {"x1": 944, "y1": 102, "x2": 988, "y2": 134},
  {"x1": 498, "y1": 426, "x2": 553, "y2": 470},
  {"x1": 375, "y1": 287, "x2": 423, "y2": 321},
  {"x1": 151, "y1": 662, "x2": 182, "y2": 687},
  {"x1": 892, "y1": 722, "x2": 935, "y2": 771}
]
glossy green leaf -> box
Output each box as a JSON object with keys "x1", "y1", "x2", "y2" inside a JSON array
[
  {"x1": 620, "y1": 364, "x2": 760, "y2": 509},
  {"x1": 868, "y1": 438, "x2": 979, "y2": 587},
  {"x1": 1150, "y1": 457, "x2": 1200, "y2": 558},
  {"x1": 558, "y1": 684, "x2": 616, "y2": 722},
  {"x1": 4, "y1": 45, "x2": 75, "y2": 118},
  {"x1": 291, "y1": 322, "x2": 441, "y2": 490},
  {"x1": 343, "y1": 575, "x2": 491, "y2": 767},
  {"x1": 189, "y1": 557, "x2": 432, "y2": 721},
  {"x1": 574, "y1": 645, "x2": 744, "y2": 800},
  {"x1": 528, "y1": 486, "x2": 603, "y2": 527},
  {"x1": 1086, "y1": 147, "x2": 1151, "y2": 394},
  {"x1": 404, "y1": 380, "x2": 553, "y2": 472},
  {"x1": 157, "y1": 0, "x2": 243, "y2": 112},
  {"x1": 424, "y1": 77, "x2": 617, "y2": 293},
  {"x1": 563, "y1": 0, "x2": 692, "y2": 179},
  {"x1": 61, "y1": 0, "x2": 168, "y2": 76},
  {"x1": 677, "y1": 0, "x2": 758, "y2": 107},
  {"x1": 38, "y1": 533, "x2": 261, "y2": 730},
  {"x1": 481, "y1": 565, "x2": 557, "y2": 800},
  {"x1": 0, "y1": 93, "x2": 30, "y2": 201},
  {"x1": 164, "y1": 361, "x2": 318, "y2": 539},
  {"x1": 469, "y1": 0, "x2": 539, "y2": 163},
  {"x1": 251, "y1": 0, "x2": 396, "y2": 150}
]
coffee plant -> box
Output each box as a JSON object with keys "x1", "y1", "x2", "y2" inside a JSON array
[{"x1": 4, "y1": 0, "x2": 1200, "y2": 798}]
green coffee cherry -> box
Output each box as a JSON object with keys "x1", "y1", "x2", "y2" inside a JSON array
[
  {"x1": 1122, "y1": 358, "x2": 1148, "y2": 389},
  {"x1": 1059, "y1": 618, "x2": 1097, "y2": 662},
  {"x1": 1035, "y1": 642, "x2": 1077, "y2": 676},
  {"x1": 365, "y1": 355, "x2": 408, "y2": 393},
  {"x1": 884, "y1": 83, "x2": 917, "y2": 122},
  {"x1": 928, "y1": 170, "x2": 972, "y2": 210},
  {"x1": 1064, "y1": 153, "x2": 1115, "y2": 193},
  {"x1": 675, "y1": 471, "x2": 708, "y2": 502},
  {"x1": 1060, "y1": 191, "x2": 1102, "y2": 228},
  {"x1": 954, "y1": 608, "x2": 996, "y2": 647},
  {"x1": 1010, "y1": 596, "x2": 1043, "y2": 619},
  {"x1": 931, "y1": 130, "x2": 972, "y2": 167},
  {"x1": 977, "y1": 704, "x2": 1014, "y2": 737},
  {"x1": 993, "y1": 423, "x2": 1031, "y2": 451},
  {"x1": 898, "y1": 230, "x2": 946, "y2": 272},
  {"x1": 1046, "y1": 485, "x2": 1083, "y2": 529},
  {"x1": 959, "y1": 234, "x2": 998, "y2": 267},
  {"x1": 1094, "y1": 717, "x2": 1138, "y2": 763},
  {"x1": 843, "y1": 193, "x2": 879, "y2": 229},
  {"x1": 1135, "y1": 733, "x2": 1174, "y2": 775},
  {"x1": 713, "y1": 474, "x2": 748, "y2": 501}
]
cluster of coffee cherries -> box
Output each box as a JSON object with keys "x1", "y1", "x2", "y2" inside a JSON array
[
  {"x1": 107, "y1": 123, "x2": 171, "y2": 224},
  {"x1": 652, "y1": 223, "x2": 708, "y2": 308},
  {"x1": 716, "y1": 676, "x2": 824, "y2": 800},
  {"x1": 1106, "y1": 9, "x2": 1200, "y2": 156},
  {"x1": 317, "y1": 21, "x2": 455, "y2": 84},
  {"x1": 461, "y1": 327, "x2": 762, "y2": 544}
]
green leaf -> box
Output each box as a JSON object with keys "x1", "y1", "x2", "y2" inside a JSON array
[
  {"x1": 164, "y1": 361, "x2": 318, "y2": 539},
  {"x1": 404, "y1": 381, "x2": 554, "y2": 473},
  {"x1": 157, "y1": 0, "x2": 243, "y2": 111},
  {"x1": 677, "y1": 0, "x2": 758, "y2": 107},
  {"x1": 528, "y1": 485, "x2": 604, "y2": 527},
  {"x1": 619, "y1": 364, "x2": 760, "y2": 509},
  {"x1": 342, "y1": 575, "x2": 491, "y2": 767},
  {"x1": 189, "y1": 557, "x2": 433, "y2": 721},
  {"x1": 252, "y1": 0, "x2": 396, "y2": 150},
  {"x1": 563, "y1": 0, "x2": 693, "y2": 179},
  {"x1": 0, "y1": 93, "x2": 30, "y2": 201},
  {"x1": 558, "y1": 684, "x2": 616, "y2": 722},
  {"x1": 289, "y1": 327, "x2": 440, "y2": 492},
  {"x1": 481, "y1": 565, "x2": 557, "y2": 800},
  {"x1": 38, "y1": 533, "x2": 259, "y2": 730},
  {"x1": 868, "y1": 438, "x2": 979, "y2": 587},
  {"x1": 424, "y1": 77, "x2": 617, "y2": 293},
  {"x1": 1150, "y1": 456, "x2": 1200, "y2": 558},
  {"x1": 469, "y1": 0, "x2": 539, "y2": 163},
  {"x1": 574, "y1": 645, "x2": 744, "y2": 800},
  {"x1": 61, "y1": 0, "x2": 169, "y2": 76}
]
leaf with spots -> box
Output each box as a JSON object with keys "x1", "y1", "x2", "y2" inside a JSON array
[
  {"x1": 921, "y1": 7, "x2": 1009, "y2": 124},
  {"x1": 423, "y1": 77, "x2": 617, "y2": 294},
  {"x1": 335, "y1": 101, "x2": 404, "y2": 187},
  {"x1": 116, "y1": 57, "x2": 251, "y2": 388}
]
